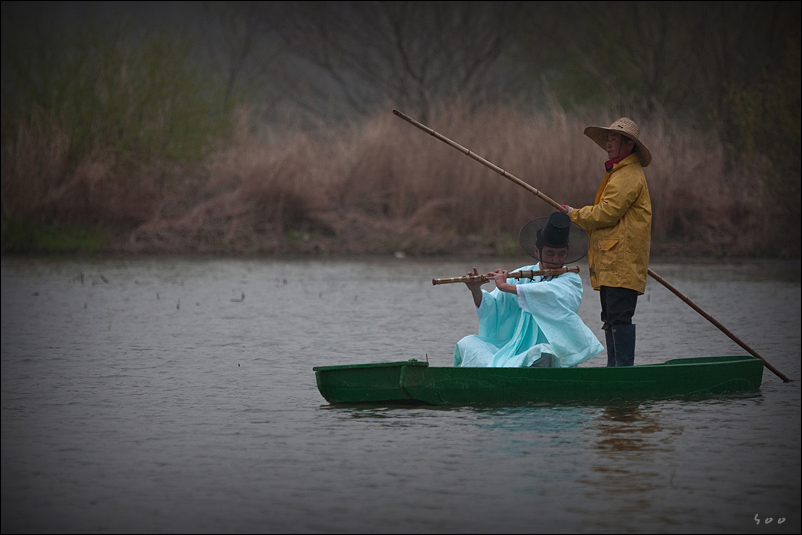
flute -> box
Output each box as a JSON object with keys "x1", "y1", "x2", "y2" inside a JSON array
[{"x1": 432, "y1": 265, "x2": 580, "y2": 285}]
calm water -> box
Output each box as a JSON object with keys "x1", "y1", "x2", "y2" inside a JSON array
[{"x1": 2, "y1": 255, "x2": 800, "y2": 534}]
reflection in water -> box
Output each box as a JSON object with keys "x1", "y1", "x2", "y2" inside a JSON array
[
  {"x1": 594, "y1": 404, "x2": 665, "y2": 453},
  {"x1": 575, "y1": 404, "x2": 684, "y2": 531}
]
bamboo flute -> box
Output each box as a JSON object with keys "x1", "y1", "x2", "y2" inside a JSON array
[
  {"x1": 395, "y1": 109, "x2": 790, "y2": 383},
  {"x1": 433, "y1": 266, "x2": 579, "y2": 285}
]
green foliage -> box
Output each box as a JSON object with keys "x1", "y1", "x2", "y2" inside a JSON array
[
  {"x1": 1, "y1": 17, "x2": 232, "y2": 165},
  {"x1": 1, "y1": 220, "x2": 110, "y2": 254}
]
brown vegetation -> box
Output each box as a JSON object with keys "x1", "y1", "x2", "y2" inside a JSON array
[{"x1": 1, "y1": 104, "x2": 795, "y2": 258}]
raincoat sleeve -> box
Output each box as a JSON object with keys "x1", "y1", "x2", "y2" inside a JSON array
[{"x1": 572, "y1": 169, "x2": 644, "y2": 230}]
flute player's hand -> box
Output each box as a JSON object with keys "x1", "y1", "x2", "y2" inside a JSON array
[
  {"x1": 465, "y1": 267, "x2": 487, "y2": 308},
  {"x1": 463, "y1": 267, "x2": 487, "y2": 291},
  {"x1": 489, "y1": 269, "x2": 516, "y2": 294}
]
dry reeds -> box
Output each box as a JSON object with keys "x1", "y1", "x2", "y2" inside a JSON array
[
  {"x1": 2, "y1": 103, "x2": 789, "y2": 257},
  {"x1": 1, "y1": 113, "x2": 71, "y2": 221}
]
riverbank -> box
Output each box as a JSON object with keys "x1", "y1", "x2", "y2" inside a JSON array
[{"x1": 3, "y1": 216, "x2": 799, "y2": 260}]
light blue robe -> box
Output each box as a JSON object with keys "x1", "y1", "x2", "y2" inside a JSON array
[{"x1": 453, "y1": 263, "x2": 603, "y2": 368}]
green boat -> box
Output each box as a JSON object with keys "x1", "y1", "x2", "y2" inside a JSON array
[{"x1": 313, "y1": 355, "x2": 764, "y2": 405}]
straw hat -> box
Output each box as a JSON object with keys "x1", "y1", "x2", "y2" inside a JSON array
[
  {"x1": 519, "y1": 212, "x2": 589, "y2": 264},
  {"x1": 584, "y1": 117, "x2": 652, "y2": 167}
]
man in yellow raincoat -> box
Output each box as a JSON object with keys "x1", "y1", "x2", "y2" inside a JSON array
[{"x1": 562, "y1": 118, "x2": 652, "y2": 367}]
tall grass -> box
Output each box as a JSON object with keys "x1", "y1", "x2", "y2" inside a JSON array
[
  {"x1": 1, "y1": 102, "x2": 792, "y2": 257},
  {"x1": 1, "y1": 18, "x2": 231, "y2": 247},
  {"x1": 1, "y1": 114, "x2": 71, "y2": 221},
  {"x1": 122, "y1": 103, "x2": 786, "y2": 257},
  {"x1": 3, "y1": 11, "x2": 794, "y2": 257},
  {"x1": 2, "y1": 7, "x2": 797, "y2": 257},
  {"x1": 1, "y1": 20, "x2": 229, "y2": 165}
]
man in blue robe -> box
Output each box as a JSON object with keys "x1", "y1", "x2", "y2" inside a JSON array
[{"x1": 453, "y1": 212, "x2": 603, "y2": 368}]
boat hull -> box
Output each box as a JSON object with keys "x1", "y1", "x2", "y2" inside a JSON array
[{"x1": 313, "y1": 356, "x2": 764, "y2": 405}]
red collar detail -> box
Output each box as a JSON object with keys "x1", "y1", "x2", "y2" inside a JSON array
[{"x1": 605, "y1": 154, "x2": 630, "y2": 172}]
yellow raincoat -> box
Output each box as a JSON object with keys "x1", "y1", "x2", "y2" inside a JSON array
[{"x1": 569, "y1": 154, "x2": 652, "y2": 294}]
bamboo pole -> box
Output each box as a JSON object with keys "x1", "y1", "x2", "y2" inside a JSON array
[
  {"x1": 646, "y1": 270, "x2": 790, "y2": 382},
  {"x1": 393, "y1": 110, "x2": 564, "y2": 212},
  {"x1": 433, "y1": 266, "x2": 579, "y2": 285},
  {"x1": 394, "y1": 109, "x2": 791, "y2": 383}
]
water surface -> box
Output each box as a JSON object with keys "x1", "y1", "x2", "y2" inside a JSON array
[{"x1": 2, "y1": 256, "x2": 800, "y2": 533}]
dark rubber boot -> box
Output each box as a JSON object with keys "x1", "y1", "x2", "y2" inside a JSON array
[
  {"x1": 612, "y1": 324, "x2": 636, "y2": 367},
  {"x1": 605, "y1": 329, "x2": 616, "y2": 367}
]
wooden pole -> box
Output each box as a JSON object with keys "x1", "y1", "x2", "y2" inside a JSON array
[
  {"x1": 393, "y1": 110, "x2": 564, "y2": 212},
  {"x1": 394, "y1": 109, "x2": 791, "y2": 383},
  {"x1": 645, "y1": 269, "x2": 790, "y2": 382},
  {"x1": 433, "y1": 266, "x2": 580, "y2": 285}
]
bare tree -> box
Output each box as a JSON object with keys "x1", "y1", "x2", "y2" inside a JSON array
[
  {"x1": 199, "y1": 1, "x2": 287, "y2": 114},
  {"x1": 549, "y1": 1, "x2": 697, "y2": 116},
  {"x1": 265, "y1": 1, "x2": 529, "y2": 123},
  {"x1": 685, "y1": 1, "x2": 800, "y2": 161}
]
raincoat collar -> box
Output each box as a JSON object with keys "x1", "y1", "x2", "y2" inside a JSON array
[
  {"x1": 605, "y1": 153, "x2": 632, "y2": 172},
  {"x1": 606, "y1": 153, "x2": 640, "y2": 172}
]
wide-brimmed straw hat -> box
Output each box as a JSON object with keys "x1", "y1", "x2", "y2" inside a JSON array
[
  {"x1": 519, "y1": 212, "x2": 589, "y2": 264},
  {"x1": 584, "y1": 117, "x2": 652, "y2": 167}
]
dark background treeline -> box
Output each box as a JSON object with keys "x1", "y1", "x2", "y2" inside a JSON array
[{"x1": 1, "y1": 1, "x2": 799, "y2": 257}]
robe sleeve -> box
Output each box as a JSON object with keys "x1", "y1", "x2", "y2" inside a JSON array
[
  {"x1": 476, "y1": 287, "x2": 520, "y2": 344},
  {"x1": 516, "y1": 272, "x2": 603, "y2": 367}
]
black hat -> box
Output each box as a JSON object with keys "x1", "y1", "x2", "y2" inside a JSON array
[
  {"x1": 519, "y1": 212, "x2": 589, "y2": 263},
  {"x1": 537, "y1": 211, "x2": 571, "y2": 249}
]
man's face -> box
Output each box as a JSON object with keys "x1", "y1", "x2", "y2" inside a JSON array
[
  {"x1": 606, "y1": 131, "x2": 633, "y2": 160},
  {"x1": 537, "y1": 246, "x2": 568, "y2": 269}
]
